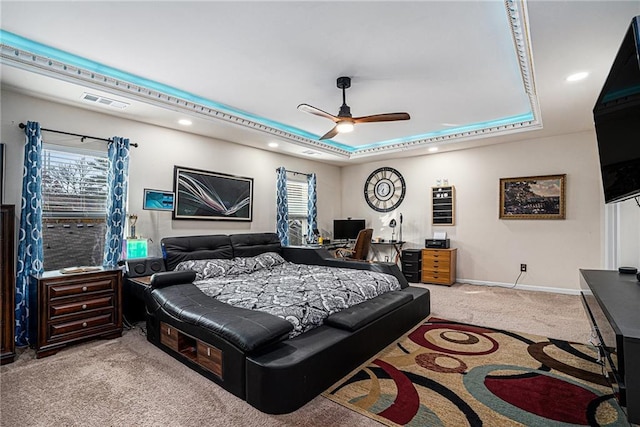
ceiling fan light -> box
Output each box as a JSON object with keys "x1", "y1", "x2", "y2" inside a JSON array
[{"x1": 336, "y1": 121, "x2": 354, "y2": 133}]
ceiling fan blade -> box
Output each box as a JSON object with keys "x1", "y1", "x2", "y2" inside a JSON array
[
  {"x1": 319, "y1": 125, "x2": 340, "y2": 140},
  {"x1": 298, "y1": 104, "x2": 339, "y2": 122},
  {"x1": 353, "y1": 112, "x2": 411, "y2": 123}
]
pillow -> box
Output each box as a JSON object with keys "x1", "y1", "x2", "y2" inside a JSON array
[
  {"x1": 174, "y1": 258, "x2": 234, "y2": 281},
  {"x1": 174, "y1": 252, "x2": 286, "y2": 280},
  {"x1": 235, "y1": 252, "x2": 286, "y2": 273}
]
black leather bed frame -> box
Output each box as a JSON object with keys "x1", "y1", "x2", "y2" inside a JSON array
[{"x1": 134, "y1": 232, "x2": 430, "y2": 414}]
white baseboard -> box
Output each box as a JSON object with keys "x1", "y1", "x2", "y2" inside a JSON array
[{"x1": 456, "y1": 278, "x2": 581, "y2": 296}]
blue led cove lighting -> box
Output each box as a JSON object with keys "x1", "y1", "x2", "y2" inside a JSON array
[{"x1": 1, "y1": 30, "x2": 536, "y2": 154}]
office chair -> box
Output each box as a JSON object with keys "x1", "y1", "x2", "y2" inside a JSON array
[{"x1": 334, "y1": 228, "x2": 373, "y2": 261}]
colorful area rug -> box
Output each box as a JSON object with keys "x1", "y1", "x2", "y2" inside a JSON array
[{"x1": 324, "y1": 318, "x2": 628, "y2": 426}]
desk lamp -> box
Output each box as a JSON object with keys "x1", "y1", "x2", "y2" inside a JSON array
[{"x1": 389, "y1": 219, "x2": 397, "y2": 242}]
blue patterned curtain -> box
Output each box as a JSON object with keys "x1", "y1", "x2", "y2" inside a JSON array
[
  {"x1": 102, "y1": 137, "x2": 130, "y2": 268},
  {"x1": 307, "y1": 173, "x2": 317, "y2": 239},
  {"x1": 15, "y1": 121, "x2": 44, "y2": 346},
  {"x1": 276, "y1": 167, "x2": 289, "y2": 246}
]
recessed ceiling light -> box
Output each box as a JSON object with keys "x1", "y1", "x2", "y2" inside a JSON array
[
  {"x1": 566, "y1": 72, "x2": 589, "y2": 82},
  {"x1": 428, "y1": 147, "x2": 439, "y2": 152},
  {"x1": 268, "y1": 142, "x2": 279, "y2": 148},
  {"x1": 178, "y1": 119, "x2": 192, "y2": 126},
  {"x1": 302, "y1": 150, "x2": 320, "y2": 156}
]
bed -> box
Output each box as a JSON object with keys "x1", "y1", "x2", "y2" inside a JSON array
[{"x1": 139, "y1": 232, "x2": 430, "y2": 414}]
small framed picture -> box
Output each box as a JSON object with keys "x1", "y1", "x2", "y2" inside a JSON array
[
  {"x1": 143, "y1": 189, "x2": 175, "y2": 212},
  {"x1": 499, "y1": 174, "x2": 566, "y2": 220}
]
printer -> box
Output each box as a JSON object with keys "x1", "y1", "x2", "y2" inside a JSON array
[{"x1": 425, "y1": 231, "x2": 450, "y2": 249}]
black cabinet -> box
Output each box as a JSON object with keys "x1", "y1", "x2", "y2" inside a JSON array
[
  {"x1": 401, "y1": 250, "x2": 422, "y2": 283},
  {"x1": 580, "y1": 269, "x2": 640, "y2": 424}
]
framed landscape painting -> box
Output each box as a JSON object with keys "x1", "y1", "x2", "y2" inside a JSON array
[
  {"x1": 173, "y1": 166, "x2": 253, "y2": 221},
  {"x1": 499, "y1": 174, "x2": 566, "y2": 220}
]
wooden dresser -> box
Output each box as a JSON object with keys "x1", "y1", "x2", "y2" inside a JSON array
[
  {"x1": 29, "y1": 268, "x2": 122, "y2": 358},
  {"x1": 1, "y1": 205, "x2": 16, "y2": 364},
  {"x1": 421, "y1": 248, "x2": 457, "y2": 286}
]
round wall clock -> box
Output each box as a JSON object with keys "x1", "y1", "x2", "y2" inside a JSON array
[{"x1": 363, "y1": 167, "x2": 406, "y2": 212}]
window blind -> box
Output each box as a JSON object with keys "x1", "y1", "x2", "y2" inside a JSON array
[
  {"x1": 42, "y1": 147, "x2": 109, "y2": 218},
  {"x1": 287, "y1": 180, "x2": 308, "y2": 218}
]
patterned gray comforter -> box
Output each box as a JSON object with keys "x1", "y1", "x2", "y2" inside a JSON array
[{"x1": 175, "y1": 253, "x2": 401, "y2": 338}]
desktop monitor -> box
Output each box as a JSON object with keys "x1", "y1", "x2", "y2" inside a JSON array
[
  {"x1": 333, "y1": 219, "x2": 365, "y2": 240},
  {"x1": 143, "y1": 189, "x2": 175, "y2": 211}
]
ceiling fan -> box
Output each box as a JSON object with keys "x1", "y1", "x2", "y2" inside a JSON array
[{"x1": 298, "y1": 76, "x2": 410, "y2": 140}]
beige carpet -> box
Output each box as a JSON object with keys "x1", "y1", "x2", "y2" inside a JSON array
[{"x1": 0, "y1": 283, "x2": 594, "y2": 426}]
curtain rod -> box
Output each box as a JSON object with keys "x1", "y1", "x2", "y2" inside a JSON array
[
  {"x1": 276, "y1": 168, "x2": 311, "y2": 177},
  {"x1": 18, "y1": 123, "x2": 139, "y2": 148}
]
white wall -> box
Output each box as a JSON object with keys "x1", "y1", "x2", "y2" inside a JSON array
[
  {"x1": 0, "y1": 90, "x2": 342, "y2": 256},
  {"x1": 3, "y1": 89, "x2": 637, "y2": 291},
  {"x1": 617, "y1": 198, "x2": 640, "y2": 268},
  {"x1": 341, "y1": 132, "x2": 606, "y2": 292}
]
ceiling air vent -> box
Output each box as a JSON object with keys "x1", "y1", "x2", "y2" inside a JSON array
[{"x1": 81, "y1": 93, "x2": 129, "y2": 109}]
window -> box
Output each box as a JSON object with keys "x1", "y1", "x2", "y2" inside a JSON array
[
  {"x1": 41, "y1": 145, "x2": 109, "y2": 270},
  {"x1": 286, "y1": 179, "x2": 308, "y2": 246},
  {"x1": 42, "y1": 146, "x2": 109, "y2": 218}
]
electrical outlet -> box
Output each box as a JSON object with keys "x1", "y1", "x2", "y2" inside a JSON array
[{"x1": 520, "y1": 264, "x2": 527, "y2": 272}]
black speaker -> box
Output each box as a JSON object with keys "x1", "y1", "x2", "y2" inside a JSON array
[{"x1": 125, "y1": 257, "x2": 166, "y2": 278}]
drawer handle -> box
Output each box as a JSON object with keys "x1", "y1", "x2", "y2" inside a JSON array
[
  {"x1": 81, "y1": 304, "x2": 87, "y2": 310},
  {"x1": 82, "y1": 286, "x2": 88, "y2": 292},
  {"x1": 82, "y1": 322, "x2": 88, "y2": 328}
]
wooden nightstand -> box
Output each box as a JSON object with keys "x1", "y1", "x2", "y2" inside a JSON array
[
  {"x1": 29, "y1": 268, "x2": 123, "y2": 358},
  {"x1": 421, "y1": 248, "x2": 457, "y2": 286}
]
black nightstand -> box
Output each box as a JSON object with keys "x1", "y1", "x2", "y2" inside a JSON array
[
  {"x1": 123, "y1": 276, "x2": 151, "y2": 322},
  {"x1": 122, "y1": 257, "x2": 166, "y2": 322}
]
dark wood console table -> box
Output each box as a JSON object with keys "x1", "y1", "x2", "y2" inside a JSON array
[{"x1": 580, "y1": 269, "x2": 640, "y2": 423}]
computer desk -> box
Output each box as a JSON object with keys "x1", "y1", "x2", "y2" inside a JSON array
[{"x1": 370, "y1": 241, "x2": 405, "y2": 264}]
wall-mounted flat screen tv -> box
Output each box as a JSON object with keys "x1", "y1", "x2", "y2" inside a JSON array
[
  {"x1": 143, "y1": 189, "x2": 175, "y2": 211},
  {"x1": 593, "y1": 15, "x2": 640, "y2": 204},
  {"x1": 333, "y1": 219, "x2": 366, "y2": 240}
]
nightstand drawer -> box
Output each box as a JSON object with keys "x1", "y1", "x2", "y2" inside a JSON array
[
  {"x1": 49, "y1": 295, "x2": 114, "y2": 319},
  {"x1": 48, "y1": 278, "x2": 117, "y2": 299},
  {"x1": 50, "y1": 313, "x2": 114, "y2": 338}
]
